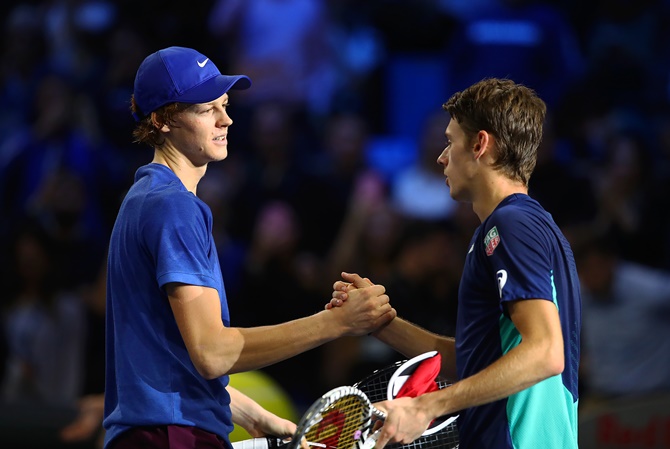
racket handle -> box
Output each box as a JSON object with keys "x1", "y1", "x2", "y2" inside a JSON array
[
  {"x1": 359, "y1": 429, "x2": 381, "y2": 449},
  {"x1": 232, "y1": 437, "x2": 286, "y2": 449}
]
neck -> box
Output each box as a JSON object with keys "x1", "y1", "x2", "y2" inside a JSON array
[
  {"x1": 472, "y1": 176, "x2": 527, "y2": 222},
  {"x1": 152, "y1": 147, "x2": 206, "y2": 194}
]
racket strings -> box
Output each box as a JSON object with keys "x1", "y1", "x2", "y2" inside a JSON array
[
  {"x1": 304, "y1": 394, "x2": 371, "y2": 449},
  {"x1": 354, "y1": 363, "x2": 460, "y2": 449}
]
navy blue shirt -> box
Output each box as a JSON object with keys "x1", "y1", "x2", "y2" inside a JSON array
[{"x1": 456, "y1": 194, "x2": 580, "y2": 449}]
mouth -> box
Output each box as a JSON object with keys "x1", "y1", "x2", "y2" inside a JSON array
[{"x1": 213, "y1": 135, "x2": 227, "y2": 142}]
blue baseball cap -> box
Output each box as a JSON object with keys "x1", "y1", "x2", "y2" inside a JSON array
[{"x1": 132, "y1": 46, "x2": 251, "y2": 121}]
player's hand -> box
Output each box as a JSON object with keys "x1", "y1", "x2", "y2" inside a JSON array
[
  {"x1": 372, "y1": 397, "x2": 433, "y2": 449},
  {"x1": 248, "y1": 413, "x2": 309, "y2": 449},
  {"x1": 327, "y1": 274, "x2": 395, "y2": 336},
  {"x1": 325, "y1": 272, "x2": 373, "y2": 309},
  {"x1": 325, "y1": 272, "x2": 394, "y2": 336}
]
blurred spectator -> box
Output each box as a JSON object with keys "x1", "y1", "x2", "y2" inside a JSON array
[
  {"x1": 207, "y1": 0, "x2": 339, "y2": 116},
  {"x1": 231, "y1": 200, "x2": 325, "y2": 408},
  {"x1": 444, "y1": 0, "x2": 584, "y2": 108},
  {"x1": 390, "y1": 111, "x2": 459, "y2": 221},
  {"x1": 41, "y1": 0, "x2": 117, "y2": 90},
  {"x1": 383, "y1": 221, "x2": 460, "y2": 337},
  {"x1": 528, "y1": 113, "x2": 596, "y2": 228},
  {"x1": 364, "y1": 0, "x2": 456, "y2": 53},
  {"x1": 1, "y1": 220, "x2": 87, "y2": 405},
  {"x1": 580, "y1": 0, "x2": 665, "y2": 111},
  {"x1": 588, "y1": 128, "x2": 657, "y2": 266},
  {"x1": 576, "y1": 233, "x2": 670, "y2": 403},
  {"x1": 319, "y1": 184, "x2": 403, "y2": 389},
  {"x1": 323, "y1": 0, "x2": 386, "y2": 119},
  {"x1": 93, "y1": 26, "x2": 150, "y2": 182},
  {"x1": 295, "y1": 112, "x2": 379, "y2": 256},
  {"x1": 436, "y1": 0, "x2": 501, "y2": 21},
  {"x1": 646, "y1": 115, "x2": 670, "y2": 270},
  {"x1": 229, "y1": 101, "x2": 312, "y2": 243},
  {"x1": 323, "y1": 171, "x2": 399, "y2": 286},
  {"x1": 0, "y1": 4, "x2": 48, "y2": 139},
  {"x1": 0, "y1": 72, "x2": 122, "y2": 270},
  {"x1": 197, "y1": 164, "x2": 250, "y2": 301}
]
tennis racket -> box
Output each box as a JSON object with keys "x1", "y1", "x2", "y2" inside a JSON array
[
  {"x1": 287, "y1": 385, "x2": 385, "y2": 449},
  {"x1": 232, "y1": 386, "x2": 384, "y2": 449},
  {"x1": 354, "y1": 351, "x2": 460, "y2": 449}
]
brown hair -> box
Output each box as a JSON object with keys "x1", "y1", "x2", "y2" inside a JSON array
[
  {"x1": 130, "y1": 95, "x2": 191, "y2": 148},
  {"x1": 442, "y1": 78, "x2": 546, "y2": 186}
]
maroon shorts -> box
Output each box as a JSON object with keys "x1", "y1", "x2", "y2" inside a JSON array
[{"x1": 108, "y1": 425, "x2": 229, "y2": 449}]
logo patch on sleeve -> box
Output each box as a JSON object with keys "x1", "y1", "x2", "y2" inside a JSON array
[{"x1": 484, "y1": 226, "x2": 500, "y2": 256}]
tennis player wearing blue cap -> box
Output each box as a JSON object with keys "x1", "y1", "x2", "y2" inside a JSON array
[{"x1": 103, "y1": 46, "x2": 396, "y2": 449}]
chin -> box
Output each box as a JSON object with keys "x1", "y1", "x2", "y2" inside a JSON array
[
  {"x1": 448, "y1": 187, "x2": 464, "y2": 202},
  {"x1": 212, "y1": 147, "x2": 229, "y2": 161}
]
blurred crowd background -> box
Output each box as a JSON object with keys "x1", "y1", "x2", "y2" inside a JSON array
[{"x1": 1, "y1": 0, "x2": 670, "y2": 447}]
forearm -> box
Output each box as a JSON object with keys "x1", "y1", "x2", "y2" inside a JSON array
[
  {"x1": 171, "y1": 282, "x2": 393, "y2": 379},
  {"x1": 200, "y1": 311, "x2": 341, "y2": 377},
  {"x1": 229, "y1": 385, "x2": 266, "y2": 430},
  {"x1": 229, "y1": 386, "x2": 297, "y2": 440},
  {"x1": 233, "y1": 311, "x2": 347, "y2": 373},
  {"x1": 419, "y1": 339, "x2": 563, "y2": 418},
  {"x1": 373, "y1": 317, "x2": 457, "y2": 379}
]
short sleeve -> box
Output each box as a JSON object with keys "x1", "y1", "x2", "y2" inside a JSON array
[
  {"x1": 483, "y1": 206, "x2": 555, "y2": 305},
  {"x1": 142, "y1": 191, "x2": 219, "y2": 289}
]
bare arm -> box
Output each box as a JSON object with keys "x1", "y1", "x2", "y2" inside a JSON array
[
  {"x1": 168, "y1": 283, "x2": 395, "y2": 379},
  {"x1": 228, "y1": 386, "x2": 294, "y2": 438},
  {"x1": 374, "y1": 298, "x2": 565, "y2": 447},
  {"x1": 332, "y1": 272, "x2": 457, "y2": 379},
  {"x1": 373, "y1": 318, "x2": 457, "y2": 380}
]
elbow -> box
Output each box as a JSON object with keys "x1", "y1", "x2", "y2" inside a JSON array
[
  {"x1": 195, "y1": 365, "x2": 220, "y2": 381},
  {"x1": 545, "y1": 353, "x2": 564, "y2": 378},
  {"x1": 541, "y1": 343, "x2": 564, "y2": 379},
  {"x1": 185, "y1": 327, "x2": 242, "y2": 379},
  {"x1": 191, "y1": 351, "x2": 230, "y2": 380},
  {"x1": 193, "y1": 358, "x2": 220, "y2": 380}
]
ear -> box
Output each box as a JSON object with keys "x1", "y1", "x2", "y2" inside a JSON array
[
  {"x1": 473, "y1": 130, "x2": 493, "y2": 161},
  {"x1": 151, "y1": 112, "x2": 170, "y2": 133}
]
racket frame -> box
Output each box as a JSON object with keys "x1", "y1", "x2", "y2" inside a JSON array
[{"x1": 286, "y1": 385, "x2": 384, "y2": 449}]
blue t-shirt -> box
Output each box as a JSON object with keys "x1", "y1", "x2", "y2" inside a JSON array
[
  {"x1": 456, "y1": 194, "x2": 580, "y2": 449},
  {"x1": 103, "y1": 164, "x2": 233, "y2": 447}
]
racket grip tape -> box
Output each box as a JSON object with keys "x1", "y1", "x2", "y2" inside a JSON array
[{"x1": 231, "y1": 437, "x2": 285, "y2": 449}]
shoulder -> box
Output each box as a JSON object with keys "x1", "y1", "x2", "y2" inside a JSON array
[
  {"x1": 486, "y1": 196, "x2": 531, "y2": 232},
  {"x1": 482, "y1": 195, "x2": 555, "y2": 254},
  {"x1": 489, "y1": 195, "x2": 551, "y2": 230},
  {"x1": 140, "y1": 188, "x2": 210, "y2": 237}
]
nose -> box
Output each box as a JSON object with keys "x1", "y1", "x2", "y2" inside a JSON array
[
  {"x1": 217, "y1": 110, "x2": 232, "y2": 127},
  {"x1": 437, "y1": 148, "x2": 448, "y2": 166}
]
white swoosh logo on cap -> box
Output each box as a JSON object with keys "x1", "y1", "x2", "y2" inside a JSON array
[{"x1": 197, "y1": 58, "x2": 209, "y2": 68}]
